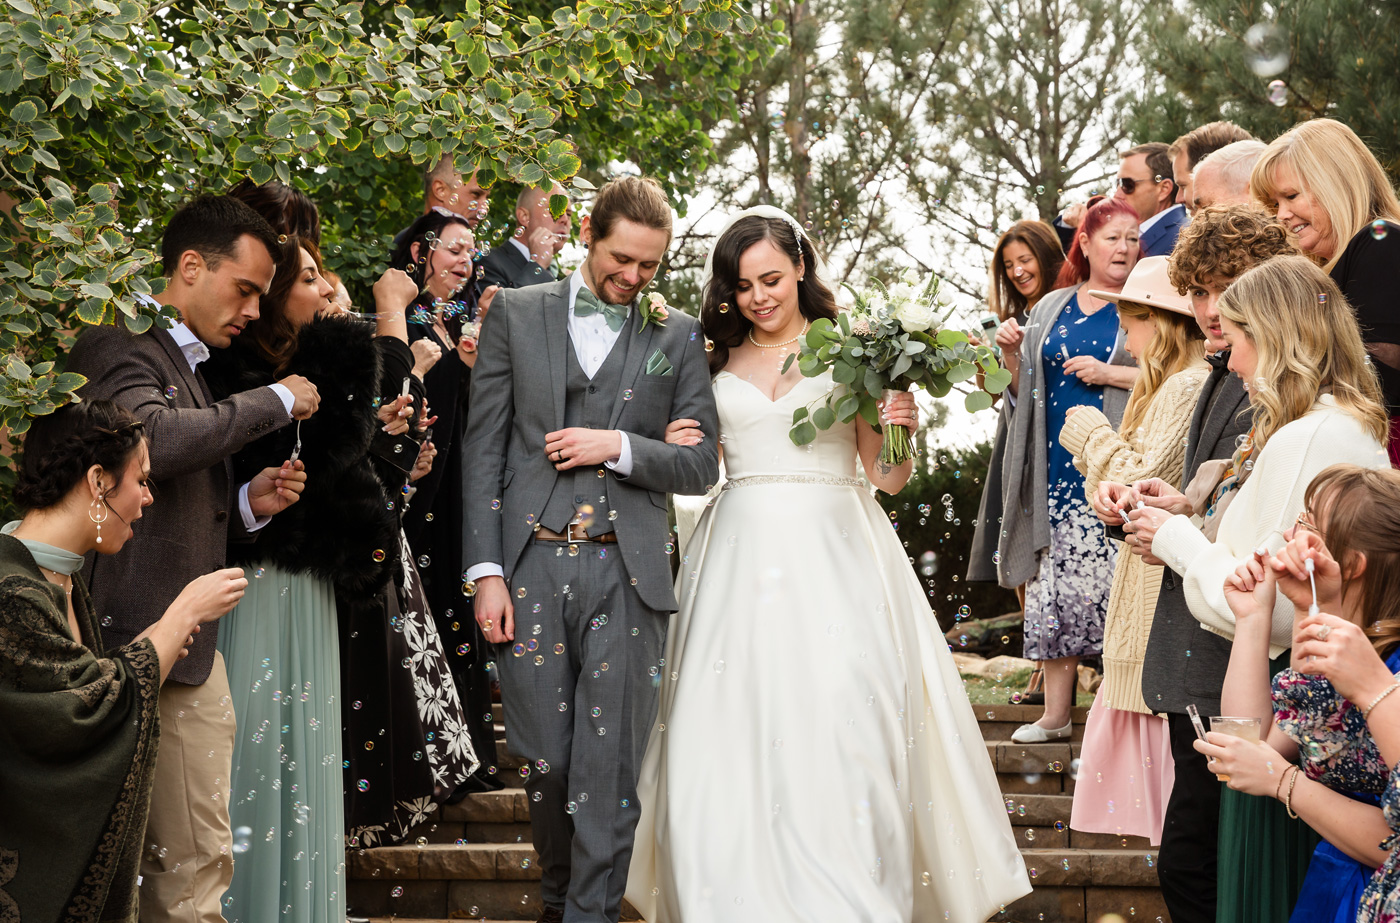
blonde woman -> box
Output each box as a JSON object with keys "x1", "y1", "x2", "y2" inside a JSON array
[
  {"x1": 1251, "y1": 118, "x2": 1400, "y2": 462},
  {"x1": 1124, "y1": 254, "x2": 1389, "y2": 922},
  {"x1": 1055, "y1": 256, "x2": 1208, "y2": 844}
]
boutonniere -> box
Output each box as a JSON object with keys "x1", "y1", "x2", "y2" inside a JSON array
[{"x1": 638, "y1": 291, "x2": 670, "y2": 333}]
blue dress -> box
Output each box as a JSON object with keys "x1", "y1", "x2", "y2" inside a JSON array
[
  {"x1": 1022, "y1": 294, "x2": 1118, "y2": 661},
  {"x1": 1275, "y1": 649, "x2": 1400, "y2": 923}
]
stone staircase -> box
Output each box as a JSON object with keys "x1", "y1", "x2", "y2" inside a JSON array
[{"x1": 349, "y1": 703, "x2": 1169, "y2": 922}]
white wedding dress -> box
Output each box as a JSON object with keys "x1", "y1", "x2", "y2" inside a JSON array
[{"x1": 626, "y1": 371, "x2": 1031, "y2": 922}]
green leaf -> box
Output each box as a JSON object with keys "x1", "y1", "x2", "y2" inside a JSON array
[
  {"x1": 946, "y1": 360, "x2": 976, "y2": 383},
  {"x1": 831, "y1": 360, "x2": 856, "y2": 384},
  {"x1": 812, "y1": 406, "x2": 835, "y2": 429},
  {"x1": 53, "y1": 371, "x2": 86, "y2": 393},
  {"x1": 10, "y1": 100, "x2": 38, "y2": 123},
  {"x1": 259, "y1": 73, "x2": 279, "y2": 96},
  {"x1": 984, "y1": 367, "x2": 1013, "y2": 394},
  {"x1": 965, "y1": 390, "x2": 995, "y2": 413},
  {"x1": 87, "y1": 184, "x2": 113, "y2": 204},
  {"x1": 249, "y1": 162, "x2": 274, "y2": 184},
  {"x1": 857, "y1": 394, "x2": 880, "y2": 426},
  {"x1": 791, "y1": 406, "x2": 808, "y2": 423},
  {"x1": 790, "y1": 420, "x2": 817, "y2": 446},
  {"x1": 781, "y1": 352, "x2": 797, "y2": 374},
  {"x1": 233, "y1": 143, "x2": 257, "y2": 164}
]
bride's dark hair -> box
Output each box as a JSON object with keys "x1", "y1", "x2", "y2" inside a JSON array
[{"x1": 702, "y1": 216, "x2": 838, "y2": 375}]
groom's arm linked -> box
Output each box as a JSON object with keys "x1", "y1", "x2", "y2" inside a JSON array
[{"x1": 609, "y1": 314, "x2": 718, "y2": 497}]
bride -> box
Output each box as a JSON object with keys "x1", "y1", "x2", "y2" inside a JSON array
[{"x1": 625, "y1": 207, "x2": 1031, "y2": 922}]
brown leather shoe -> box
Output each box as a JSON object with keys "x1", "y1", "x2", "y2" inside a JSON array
[{"x1": 538, "y1": 906, "x2": 565, "y2": 923}]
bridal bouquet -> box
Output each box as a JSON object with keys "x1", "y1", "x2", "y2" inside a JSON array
[{"x1": 783, "y1": 271, "x2": 1011, "y2": 465}]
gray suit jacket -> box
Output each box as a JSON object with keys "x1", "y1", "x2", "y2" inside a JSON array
[
  {"x1": 1140, "y1": 362, "x2": 1251, "y2": 715},
  {"x1": 479, "y1": 241, "x2": 555, "y2": 289},
  {"x1": 66, "y1": 324, "x2": 289, "y2": 684},
  {"x1": 462, "y1": 278, "x2": 720, "y2": 612},
  {"x1": 995, "y1": 285, "x2": 1136, "y2": 588}
]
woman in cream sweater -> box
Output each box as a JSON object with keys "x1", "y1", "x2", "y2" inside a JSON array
[{"x1": 1057, "y1": 256, "x2": 1208, "y2": 844}]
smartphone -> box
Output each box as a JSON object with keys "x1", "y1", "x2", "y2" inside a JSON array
[{"x1": 979, "y1": 316, "x2": 1000, "y2": 355}]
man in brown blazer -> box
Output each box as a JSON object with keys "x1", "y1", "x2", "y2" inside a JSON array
[{"x1": 66, "y1": 195, "x2": 320, "y2": 923}]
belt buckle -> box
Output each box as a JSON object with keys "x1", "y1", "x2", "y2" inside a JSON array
[{"x1": 567, "y1": 520, "x2": 588, "y2": 542}]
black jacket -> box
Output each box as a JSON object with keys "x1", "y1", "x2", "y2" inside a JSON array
[{"x1": 202, "y1": 315, "x2": 417, "y2": 595}]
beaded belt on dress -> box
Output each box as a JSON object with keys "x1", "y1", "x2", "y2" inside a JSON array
[{"x1": 722, "y1": 474, "x2": 863, "y2": 490}]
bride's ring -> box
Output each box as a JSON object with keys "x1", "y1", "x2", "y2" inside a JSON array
[{"x1": 1317, "y1": 625, "x2": 1332, "y2": 640}]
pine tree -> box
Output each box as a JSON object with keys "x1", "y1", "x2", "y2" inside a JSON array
[{"x1": 1130, "y1": 0, "x2": 1400, "y2": 180}]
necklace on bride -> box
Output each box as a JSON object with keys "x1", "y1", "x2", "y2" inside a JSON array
[{"x1": 748, "y1": 319, "x2": 809, "y2": 350}]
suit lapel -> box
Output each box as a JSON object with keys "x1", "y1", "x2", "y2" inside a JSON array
[
  {"x1": 152, "y1": 327, "x2": 209, "y2": 409},
  {"x1": 608, "y1": 315, "x2": 655, "y2": 430},
  {"x1": 542, "y1": 280, "x2": 572, "y2": 432}
]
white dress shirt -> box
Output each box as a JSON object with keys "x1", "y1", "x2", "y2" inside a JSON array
[
  {"x1": 168, "y1": 322, "x2": 295, "y2": 532},
  {"x1": 464, "y1": 273, "x2": 635, "y2": 583}
]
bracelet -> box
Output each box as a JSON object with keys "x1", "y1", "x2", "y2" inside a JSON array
[
  {"x1": 1362, "y1": 681, "x2": 1400, "y2": 719},
  {"x1": 1274, "y1": 762, "x2": 1292, "y2": 802},
  {"x1": 1284, "y1": 765, "x2": 1301, "y2": 819}
]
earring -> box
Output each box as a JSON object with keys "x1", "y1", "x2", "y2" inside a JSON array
[{"x1": 90, "y1": 493, "x2": 109, "y2": 544}]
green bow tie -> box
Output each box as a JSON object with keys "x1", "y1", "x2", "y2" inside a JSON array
[{"x1": 575, "y1": 287, "x2": 629, "y2": 332}]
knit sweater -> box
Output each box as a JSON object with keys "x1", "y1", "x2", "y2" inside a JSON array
[
  {"x1": 1152, "y1": 395, "x2": 1388, "y2": 659},
  {"x1": 1059, "y1": 361, "x2": 1210, "y2": 714}
]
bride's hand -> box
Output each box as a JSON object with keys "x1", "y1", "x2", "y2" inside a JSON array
[
  {"x1": 878, "y1": 392, "x2": 917, "y2": 429},
  {"x1": 664, "y1": 418, "x2": 704, "y2": 446}
]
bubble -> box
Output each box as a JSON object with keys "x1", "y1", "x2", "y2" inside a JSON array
[
  {"x1": 253, "y1": 567, "x2": 265, "y2": 578},
  {"x1": 1373, "y1": 219, "x2": 1391, "y2": 241},
  {"x1": 512, "y1": 643, "x2": 526, "y2": 657},
  {"x1": 553, "y1": 643, "x2": 565, "y2": 654},
  {"x1": 1243, "y1": 22, "x2": 1290, "y2": 77},
  {"x1": 714, "y1": 660, "x2": 726, "y2": 673},
  {"x1": 566, "y1": 801, "x2": 578, "y2": 814},
  {"x1": 664, "y1": 542, "x2": 675, "y2": 554},
  {"x1": 516, "y1": 586, "x2": 527, "y2": 598},
  {"x1": 371, "y1": 549, "x2": 385, "y2": 563},
  {"x1": 622, "y1": 389, "x2": 633, "y2": 401},
  {"x1": 164, "y1": 385, "x2": 178, "y2": 400},
  {"x1": 232, "y1": 826, "x2": 252, "y2": 854},
  {"x1": 356, "y1": 779, "x2": 369, "y2": 792},
  {"x1": 391, "y1": 885, "x2": 404, "y2": 897},
  {"x1": 1267, "y1": 79, "x2": 1287, "y2": 106},
  {"x1": 490, "y1": 499, "x2": 501, "y2": 510}
]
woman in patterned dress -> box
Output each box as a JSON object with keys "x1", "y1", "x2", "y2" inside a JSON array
[
  {"x1": 1196, "y1": 465, "x2": 1400, "y2": 923},
  {"x1": 997, "y1": 196, "x2": 1143, "y2": 743}
]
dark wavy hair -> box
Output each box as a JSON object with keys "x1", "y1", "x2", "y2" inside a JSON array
[
  {"x1": 161, "y1": 194, "x2": 281, "y2": 277},
  {"x1": 228, "y1": 177, "x2": 322, "y2": 245},
  {"x1": 702, "y1": 216, "x2": 838, "y2": 375},
  {"x1": 988, "y1": 220, "x2": 1066, "y2": 322},
  {"x1": 245, "y1": 235, "x2": 324, "y2": 372},
  {"x1": 15, "y1": 400, "x2": 146, "y2": 510},
  {"x1": 388, "y1": 209, "x2": 476, "y2": 337}
]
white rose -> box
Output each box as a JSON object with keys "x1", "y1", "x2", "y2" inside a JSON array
[
  {"x1": 866, "y1": 291, "x2": 889, "y2": 319},
  {"x1": 893, "y1": 298, "x2": 935, "y2": 332}
]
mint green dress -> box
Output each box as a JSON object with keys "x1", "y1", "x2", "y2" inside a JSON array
[{"x1": 217, "y1": 563, "x2": 346, "y2": 923}]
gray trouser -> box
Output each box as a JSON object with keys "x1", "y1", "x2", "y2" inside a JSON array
[{"x1": 497, "y1": 540, "x2": 666, "y2": 923}]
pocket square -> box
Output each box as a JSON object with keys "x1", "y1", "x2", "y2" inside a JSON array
[{"x1": 645, "y1": 348, "x2": 674, "y2": 376}]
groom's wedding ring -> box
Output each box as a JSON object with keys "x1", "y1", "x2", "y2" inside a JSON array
[{"x1": 1317, "y1": 625, "x2": 1332, "y2": 640}]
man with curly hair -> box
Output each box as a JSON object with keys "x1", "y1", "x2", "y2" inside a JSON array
[{"x1": 1116, "y1": 205, "x2": 1296, "y2": 922}]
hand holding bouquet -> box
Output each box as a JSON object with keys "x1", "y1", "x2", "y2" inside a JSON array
[{"x1": 783, "y1": 271, "x2": 1011, "y2": 465}]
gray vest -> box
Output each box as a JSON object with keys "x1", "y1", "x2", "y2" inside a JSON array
[{"x1": 539, "y1": 332, "x2": 631, "y2": 534}]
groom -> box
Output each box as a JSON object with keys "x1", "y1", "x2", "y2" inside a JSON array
[{"x1": 463, "y1": 175, "x2": 719, "y2": 923}]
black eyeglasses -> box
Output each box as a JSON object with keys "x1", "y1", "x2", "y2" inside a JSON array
[{"x1": 1117, "y1": 174, "x2": 1167, "y2": 195}]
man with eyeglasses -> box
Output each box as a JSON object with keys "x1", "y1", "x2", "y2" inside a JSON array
[{"x1": 1113, "y1": 142, "x2": 1187, "y2": 256}]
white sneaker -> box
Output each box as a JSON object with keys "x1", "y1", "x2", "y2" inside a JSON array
[{"x1": 1010, "y1": 720, "x2": 1072, "y2": 743}]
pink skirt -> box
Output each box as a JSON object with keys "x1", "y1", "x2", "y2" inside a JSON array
[{"x1": 1069, "y1": 688, "x2": 1175, "y2": 845}]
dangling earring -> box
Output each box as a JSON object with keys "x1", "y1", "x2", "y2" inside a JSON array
[{"x1": 90, "y1": 492, "x2": 109, "y2": 544}]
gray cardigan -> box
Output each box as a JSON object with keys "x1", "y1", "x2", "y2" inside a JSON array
[{"x1": 992, "y1": 285, "x2": 1135, "y2": 589}]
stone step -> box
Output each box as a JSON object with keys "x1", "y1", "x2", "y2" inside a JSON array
[{"x1": 349, "y1": 842, "x2": 1160, "y2": 919}]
